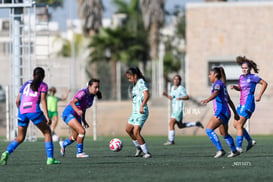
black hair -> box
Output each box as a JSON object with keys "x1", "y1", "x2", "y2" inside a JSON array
[
  {"x1": 236, "y1": 56, "x2": 259, "y2": 73},
  {"x1": 126, "y1": 67, "x2": 146, "y2": 82},
  {"x1": 31, "y1": 67, "x2": 45, "y2": 91},
  {"x1": 88, "y1": 78, "x2": 102, "y2": 99},
  {"x1": 211, "y1": 66, "x2": 224, "y2": 80},
  {"x1": 88, "y1": 78, "x2": 100, "y2": 86},
  {"x1": 173, "y1": 75, "x2": 182, "y2": 85}
]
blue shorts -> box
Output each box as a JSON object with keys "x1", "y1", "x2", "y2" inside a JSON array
[
  {"x1": 214, "y1": 112, "x2": 230, "y2": 124},
  {"x1": 62, "y1": 105, "x2": 81, "y2": 124},
  {"x1": 237, "y1": 105, "x2": 254, "y2": 119},
  {"x1": 128, "y1": 111, "x2": 149, "y2": 128},
  {"x1": 17, "y1": 111, "x2": 46, "y2": 127}
]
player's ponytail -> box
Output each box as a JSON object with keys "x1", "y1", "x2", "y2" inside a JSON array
[{"x1": 31, "y1": 67, "x2": 45, "y2": 92}]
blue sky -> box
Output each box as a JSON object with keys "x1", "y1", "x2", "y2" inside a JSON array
[{"x1": 0, "y1": 0, "x2": 269, "y2": 31}]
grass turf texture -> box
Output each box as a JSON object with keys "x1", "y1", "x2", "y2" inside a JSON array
[{"x1": 0, "y1": 135, "x2": 273, "y2": 182}]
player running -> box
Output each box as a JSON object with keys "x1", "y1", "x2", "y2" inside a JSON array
[
  {"x1": 201, "y1": 67, "x2": 240, "y2": 158},
  {"x1": 125, "y1": 67, "x2": 151, "y2": 158},
  {"x1": 231, "y1": 56, "x2": 267, "y2": 153},
  {"x1": 163, "y1": 75, "x2": 203, "y2": 145},
  {"x1": 59, "y1": 79, "x2": 101, "y2": 158},
  {"x1": 0, "y1": 67, "x2": 60, "y2": 165}
]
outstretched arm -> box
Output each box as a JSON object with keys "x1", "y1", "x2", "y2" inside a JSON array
[
  {"x1": 201, "y1": 90, "x2": 219, "y2": 105},
  {"x1": 162, "y1": 92, "x2": 172, "y2": 100},
  {"x1": 61, "y1": 88, "x2": 70, "y2": 101}
]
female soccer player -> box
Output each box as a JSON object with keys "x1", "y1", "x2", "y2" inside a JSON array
[
  {"x1": 59, "y1": 79, "x2": 101, "y2": 158},
  {"x1": 201, "y1": 67, "x2": 240, "y2": 158},
  {"x1": 0, "y1": 67, "x2": 60, "y2": 165},
  {"x1": 125, "y1": 67, "x2": 151, "y2": 158},
  {"x1": 47, "y1": 86, "x2": 69, "y2": 140},
  {"x1": 231, "y1": 56, "x2": 267, "y2": 153},
  {"x1": 162, "y1": 75, "x2": 203, "y2": 145}
]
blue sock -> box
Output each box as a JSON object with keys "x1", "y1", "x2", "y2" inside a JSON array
[
  {"x1": 6, "y1": 140, "x2": 19, "y2": 154},
  {"x1": 63, "y1": 138, "x2": 74, "y2": 148},
  {"x1": 243, "y1": 128, "x2": 252, "y2": 142},
  {"x1": 206, "y1": 128, "x2": 223, "y2": 151},
  {"x1": 236, "y1": 135, "x2": 243, "y2": 148},
  {"x1": 224, "y1": 134, "x2": 236, "y2": 152},
  {"x1": 77, "y1": 143, "x2": 83, "y2": 154},
  {"x1": 45, "y1": 141, "x2": 54, "y2": 158}
]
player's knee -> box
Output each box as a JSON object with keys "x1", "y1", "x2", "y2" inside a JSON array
[{"x1": 78, "y1": 133, "x2": 85, "y2": 138}]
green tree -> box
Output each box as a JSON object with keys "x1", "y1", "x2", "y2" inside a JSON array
[{"x1": 87, "y1": 0, "x2": 149, "y2": 100}]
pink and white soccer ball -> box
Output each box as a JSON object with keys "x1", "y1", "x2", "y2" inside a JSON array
[{"x1": 109, "y1": 138, "x2": 123, "y2": 152}]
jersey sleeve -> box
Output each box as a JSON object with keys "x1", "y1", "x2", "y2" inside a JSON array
[
  {"x1": 74, "y1": 89, "x2": 86, "y2": 101},
  {"x1": 180, "y1": 86, "x2": 187, "y2": 97},
  {"x1": 40, "y1": 82, "x2": 48, "y2": 93},
  {"x1": 251, "y1": 74, "x2": 261, "y2": 84},
  {"x1": 139, "y1": 79, "x2": 148, "y2": 92}
]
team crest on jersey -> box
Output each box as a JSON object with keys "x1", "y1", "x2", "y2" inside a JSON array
[{"x1": 215, "y1": 84, "x2": 220, "y2": 90}]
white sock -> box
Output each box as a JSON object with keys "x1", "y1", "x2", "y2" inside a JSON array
[
  {"x1": 140, "y1": 143, "x2": 148, "y2": 154},
  {"x1": 132, "y1": 140, "x2": 140, "y2": 148},
  {"x1": 169, "y1": 130, "x2": 175, "y2": 142},
  {"x1": 185, "y1": 122, "x2": 197, "y2": 127}
]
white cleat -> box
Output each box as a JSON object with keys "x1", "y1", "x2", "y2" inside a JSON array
[
  {"x1": 236, "y1": 147, "x2": 243, "y2": 153},
  {"x1": 143, "y1": 153, "x2": 152, "y2": 159},
  {"x1": 135, "y1": 148, "x2": 142, "y2": 157},
  {"x1": 214, "y1": 150, "x2": 226, "y2": 158},
  {"x1": 76, "y1": 152, "x2": 89, "y2": 158},
  {"x1": 59, "y1": 141, "x2": 65, "y2": 156},
  {"x1": 227, "y1": 150, "x2": 240, "y2": 158},
  {"x1": 163, "y1": 140, "x2": 175, "y2": 146}
]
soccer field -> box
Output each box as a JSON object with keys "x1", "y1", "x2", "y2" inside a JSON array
[{"x1": 0, "y1": 135, "x2": 273, "y2": 182}]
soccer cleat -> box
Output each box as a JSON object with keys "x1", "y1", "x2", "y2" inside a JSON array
[
  {"x1": 0, "y1": 151, "x2": 9, "y2": 165},
  {"x1": 214, "y1": 150, "x2": 226, "y2": 158},
  {"x1": 246, "y1": 140, "x2": 256, "y2": 152},
  {"x1": 143, "y1": 153, "x2": 152, "y2": 159},
  {"x1": 236, "y1": 147, "x2": 243, "y2": 153},
  {"x1": 196, "y1": 121, "x2": 204, "y2": 129},
  {"x1": 227, "y1": 150, "x2": 240, "y2": 158},
  {"x1": 59, "y1": 141, "x2": 65, "y2": 156},
  {"x1": 163, "y1": 140, "x2": 175, "y2": 146},
  {"x1": 76, "y1": 152, "x2": 89, "y2": 158},
  {"x1": 47, "y1": 158, "x2": 61, "y2": 165},
  {"x1": 135, "y1": 147, "x2": 142, "y2": 157}
]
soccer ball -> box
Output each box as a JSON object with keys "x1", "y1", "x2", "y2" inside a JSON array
[{"x1": 109, "y1": 138, "x2": 123, "y2": 152}]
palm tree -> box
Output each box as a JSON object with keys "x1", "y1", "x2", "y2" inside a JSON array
[
  {"x1": 140, "y1": 0, "x2": 165, "y2": 96},
  {"x1": 88, "y1": 26, "x2": 147, "y2": 99},
  {"x1": 77, "y1": 0, "x2": 103, "y2": 37},
  {"x1": 140, "y1": 0, "x2": 165, "y2": 60}
]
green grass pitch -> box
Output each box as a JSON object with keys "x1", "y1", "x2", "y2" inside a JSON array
[{"x1": 0, "y1": 135, "x2": 273, "y2": 182}]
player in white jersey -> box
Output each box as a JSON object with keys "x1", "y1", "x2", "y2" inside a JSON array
[
  {"x1": 125, "y1": 67, "x2": 151, "y2": 158},
  {"x1": 163, "y1": 75, "x2": 203, "y2": 145}
]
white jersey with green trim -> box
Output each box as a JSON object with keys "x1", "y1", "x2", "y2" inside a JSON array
[
  {"x1": 171, "y1": 85, "x2": 187, "y2": 112},
  {"x1": 131, "y1": 78, "x2": 148, "y2": 113}
]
